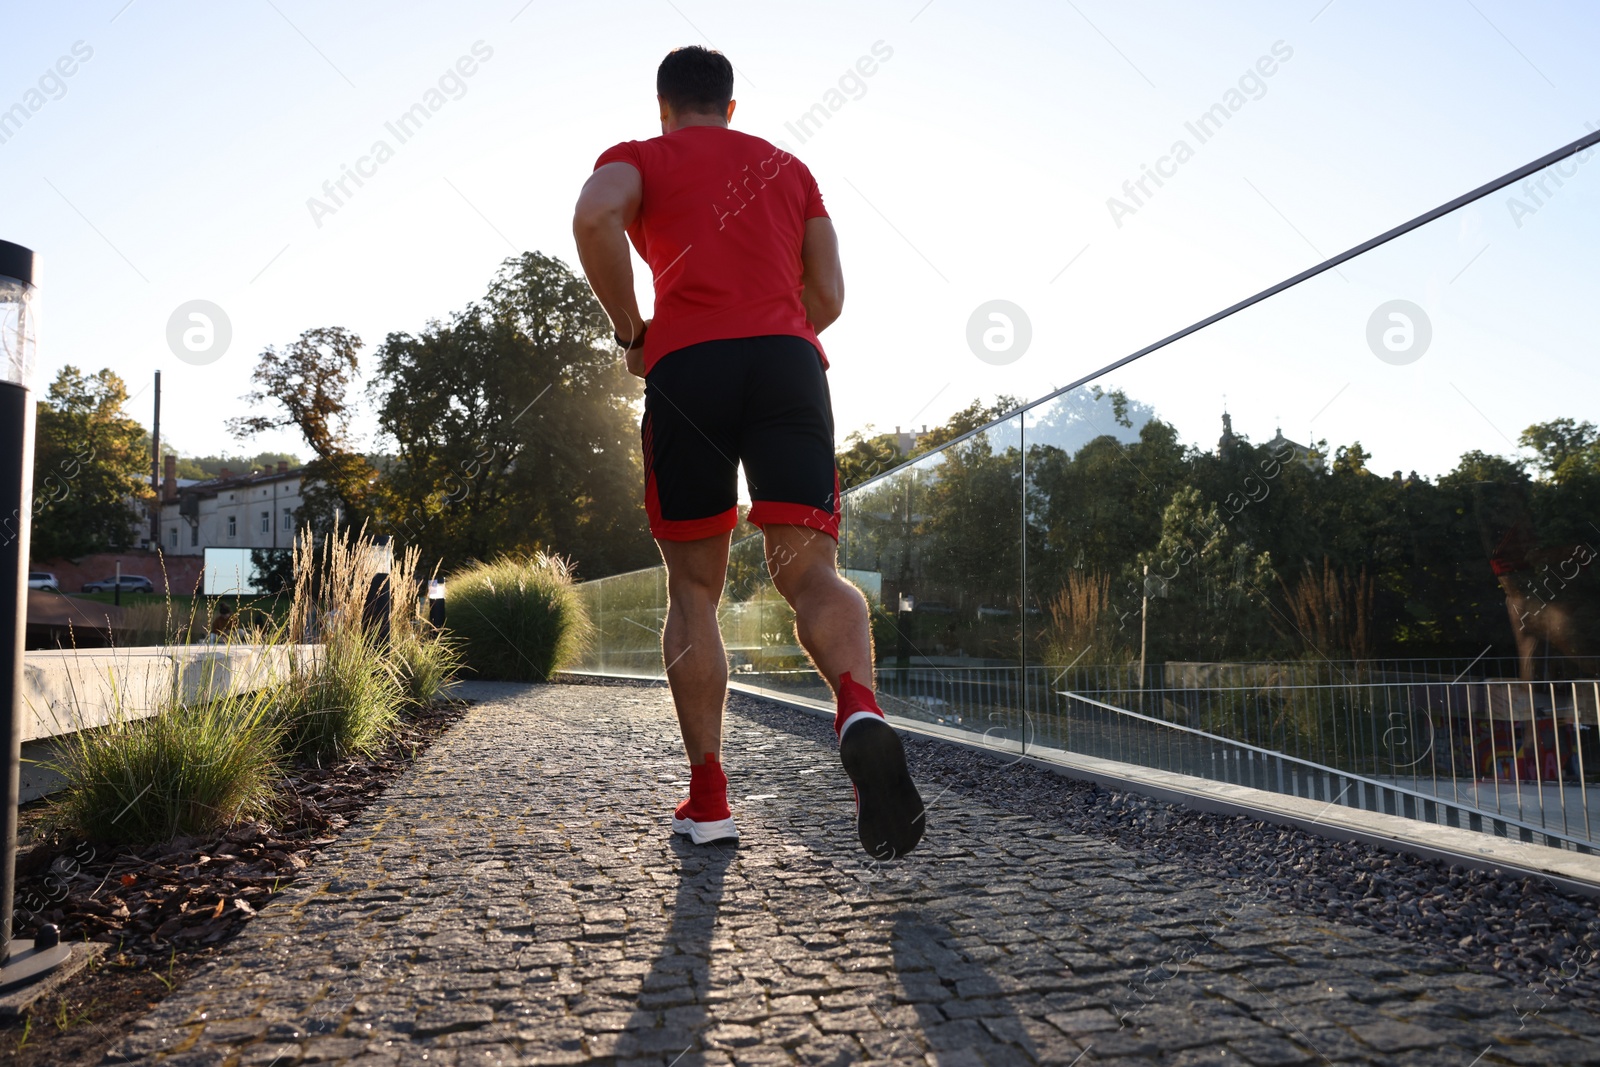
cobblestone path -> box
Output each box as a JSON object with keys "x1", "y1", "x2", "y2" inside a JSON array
[{"x1": 107, "y1": 683, "x2": 1600, "y2": 1066}]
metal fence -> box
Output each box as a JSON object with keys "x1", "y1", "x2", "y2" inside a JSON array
[{"x1": 860, "y1": 661, "x2": 1599, "y2": 852}]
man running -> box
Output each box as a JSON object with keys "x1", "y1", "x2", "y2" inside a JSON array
[{"x1": 572, "y1": 45, "x2": 924, "y2": 860}]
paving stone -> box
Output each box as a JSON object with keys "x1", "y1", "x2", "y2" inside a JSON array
[
  {"x1": 1346, "y1": 1019, "x2": 1450, "y2": 1053},
  {"x1": 109, "y1": 683, "x2": 1565, "y2": 1066},
  {"x1": 728, "y1": 1049, "x2": 793, "y2": 1067},
  {"x1": 1225, "y1": 1035, "x2": 1318, "y2": 1065},
  {"x1": 1044, "y1": 1007, "x2": 1120, "y2": 1036},
  {"x1": 411, "y1": 1004, "x2": 496, "y2": 1038}
]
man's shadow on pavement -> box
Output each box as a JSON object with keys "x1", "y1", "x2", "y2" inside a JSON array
[
  {"x1": 612, "y1": 834, "x2": 737, "y2": 1064},
  {"x1": 888, "y1": 911, "x2": 1067, "y2": 1065}
]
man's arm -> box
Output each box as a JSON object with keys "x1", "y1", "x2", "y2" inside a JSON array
[
  {"x1": 573, "y1": 162, "x2": 648, "y2": 373},
  {"x1": 800, "y1": 216, "x2": 844, "y2": 334}
]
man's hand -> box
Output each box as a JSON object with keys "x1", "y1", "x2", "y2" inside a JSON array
[
  {"x1": 625, "y1": 348, "x2": 646, "y2": 378},
  {"x1": 574, "y1": 162, "x2": 648, "y2": 345}
]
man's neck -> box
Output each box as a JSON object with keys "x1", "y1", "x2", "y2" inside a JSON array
[{"x1": 666, "y1": 113, "x2": 728, "y2": 133}]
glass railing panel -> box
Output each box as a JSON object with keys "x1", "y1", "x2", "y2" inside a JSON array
[
  {"x1": 573, "y1": 564, "x2": 667, "y2": 678},
  {"x1": 719, "y1": 531, "x2": 828, "y2": 705},
  {"x1": 843, "y1": 416, "x2": 1026, "y2": 739},
  {"x1": 1044, "y1": 150, "x2": 1600, "y2": 844}
]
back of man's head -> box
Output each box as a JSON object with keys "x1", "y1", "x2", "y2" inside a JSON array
[{"x1": 657, "y1": 46, "x2": 734, "y2": 116}]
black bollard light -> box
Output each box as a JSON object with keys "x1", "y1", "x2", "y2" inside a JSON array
[{"x1": 0, "y1": 240, "x2": 72, "y2": 992}]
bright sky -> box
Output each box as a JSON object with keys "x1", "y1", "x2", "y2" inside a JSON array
[{"x1": 4, "y1": 0, "x2": 1598, "y2": 479}]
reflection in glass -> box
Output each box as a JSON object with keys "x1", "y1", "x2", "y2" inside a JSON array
[{"x1": 203, "y1": 547, "x2": 293, "y2": 595}]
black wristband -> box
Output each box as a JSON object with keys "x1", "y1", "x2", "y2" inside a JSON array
[{"x1": 615, "y1": 325, "x2": 648, "y2": 351}]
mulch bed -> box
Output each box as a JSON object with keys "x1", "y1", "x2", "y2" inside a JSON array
[{"x1": 0, "y1": 700, "x2": 469, "y2": 1067}]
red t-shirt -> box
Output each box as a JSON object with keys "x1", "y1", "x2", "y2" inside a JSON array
[{"x1": 594, "y1": 126, "x2": 829, "y2": 375}]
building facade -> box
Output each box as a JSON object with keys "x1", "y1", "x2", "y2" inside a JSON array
[{"x1": 155, "y1": 456, "x2": 311, "y2": 557}]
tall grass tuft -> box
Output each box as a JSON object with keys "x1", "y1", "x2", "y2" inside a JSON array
[
  {"x1": 445, "y1": 553, "x2": 589, "y2": 682},
  {"x1": 381, "y1": 547, "x2": 462, "y2": 709},
  {"x1": 1280, "y1": 557, "x2": 1374, "y2": 664},
  {"x1": 386, "y1": 632, "x2": 463, "y2": 708},
  {"x1": 277, "y1": 630, "x2": 401, "y2": 762},
  {"x1": 276, "y1": 524, "x2": 402, "y2": 761},
  {"x1": 1043, "y1": 570, "x2": 1127, "y2": 666},
  {"x1": 49, "y1": 683, "x2": 282, "y2": 846},
  {"x1": 288, "y1": 521, "x2": 387, "y2": 646}
]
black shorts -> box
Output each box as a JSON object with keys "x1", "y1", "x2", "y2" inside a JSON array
[{"x1": 642, "y1": 334, "x2": 839, "y2": 542}]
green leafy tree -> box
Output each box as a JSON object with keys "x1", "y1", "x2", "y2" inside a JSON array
[
  {"x1": 837, "y1": 427, "x2": 902, "y2": 491},
  {"x1": 370, "y1": 252, "x2": 652, "y2": 577},
  {"x1": 1519, "y1": 418, "x2": 1600, "y2": 556},
  {"x1": 1138, "y1": 485, "x2": 1278, "y2": 662},
  {"x1": 30, "y1": 367, "x2": 149, "y2": 559},
  {"x1": 1521, "y1": 418, "x2": 1600, "y2": 483},
  {"x1": 914, "y1": 395, "x2": 1024, "y2": 453},
  {"x1": 169, "y1": 451, "x2": 302, "y2": 480},
  {"x1": 1028, "y1": 418, "x2": 1189, "y2": 590},
  {"x1": 834, "y1": 386, "x2": 1600, "y2": 669},
  {"x1": 228, "y1": 326, "x2": 376, "y2": 531}
]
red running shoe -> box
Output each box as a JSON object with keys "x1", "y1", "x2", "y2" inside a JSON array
[
  {"x1": 671, "y1": 754, "x2": 739, "y2": 844},
  {"x1": 836, "y1": 673, "x2": 925, "y2": 860}
]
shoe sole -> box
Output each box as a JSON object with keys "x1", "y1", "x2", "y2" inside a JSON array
[
  {"x1": 840, "y1": 717, "x2": 925, "y2": 860},
  {"x1": 671, "y1": 815, "x2": 739, "y2": 845}
]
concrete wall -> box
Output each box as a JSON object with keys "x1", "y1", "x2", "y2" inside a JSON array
[{"x1": 20, "y1": 643, "x2": 313, "y2": 743}]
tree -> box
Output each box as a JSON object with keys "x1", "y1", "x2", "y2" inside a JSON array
[
  {"x1": 1138, "y1": 485, "x2": 1278, "y2": 662},
  {"x1": 370, "y1": 252, "x2": 653, "y2": 577},
  {"x1": 914, "y1": 395, "x2": 1024, "y2": 453},
  {"x1": 30, "y1": 367, "x2": 149, "y2": 559},
  {"x1": 1027, "y1": 417, "x2": 1189, "y2": 590},
  {"x1": 228, "y1": 326, "x2": 376, "y2": 531},
  {"x1": 168, "y1": 451, "x2": 302, "y2": 480},
  {"x1": 1521, "y1": 418, "x2": 1600, "y2": 484},
  {"x1": 837, "y1": 427, "x2": 901, "y2": 491}
]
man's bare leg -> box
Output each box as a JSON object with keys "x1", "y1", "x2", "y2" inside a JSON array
[
  {"x1": 761, "y1": 524, "x2": 871, "y2": 692},
  {"x1": 658, "y1": 532, "x2": 732, "y2": 764},
  {"x1": 763, "y1": 523, "x2": 924, "y2": 859}
]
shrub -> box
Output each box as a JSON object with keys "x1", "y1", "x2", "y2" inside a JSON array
[
  {"x1": 49, "y1": 687, "x2": 282, "y2": 846},
  {"x1": 276, "y1": 630, "x2": 402, "y2": 763},
  {"x1": 445, "y1": 554, "x2": 589, "y2": 682}
]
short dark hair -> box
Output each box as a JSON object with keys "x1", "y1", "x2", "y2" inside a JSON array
[{"x1": 657, "y1": 46, "x2": 734, "y2": 115}]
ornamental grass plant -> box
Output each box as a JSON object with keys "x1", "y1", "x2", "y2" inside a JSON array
[
  {"x1": 384, "y1": 546, "x2": 463, "y2": 709},
  {"x1": 47, "y1": 523, "x2": 461, "y2": 843},
  {"x1": 277, "y1": 525, "x2": 402, "y2": 762},
  {"x1": 445, "y1": 553, "x2": 589, "y2": 682},
  {"x1": 276, "y1": 628, "x2": 401, "y2": 763},
  {"x1": 49, "y1": 673, "x2": 283, "y2": 846}
]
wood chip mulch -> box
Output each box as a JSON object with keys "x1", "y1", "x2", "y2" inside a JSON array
[{"x1": 0, "y1": 699, "x2": 469, "y2": 1067}]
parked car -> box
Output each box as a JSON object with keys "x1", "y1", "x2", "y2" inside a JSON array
[
  {"x1": 81, "y1": 575, "x2": 155, "y2": 594},
  {"x1": 27, "y1": 571, "x2": 59, "y2": 592}
]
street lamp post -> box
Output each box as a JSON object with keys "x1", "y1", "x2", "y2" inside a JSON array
[{"x1": 0, "y1": 240, "x2": 72, "y2": 993}]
